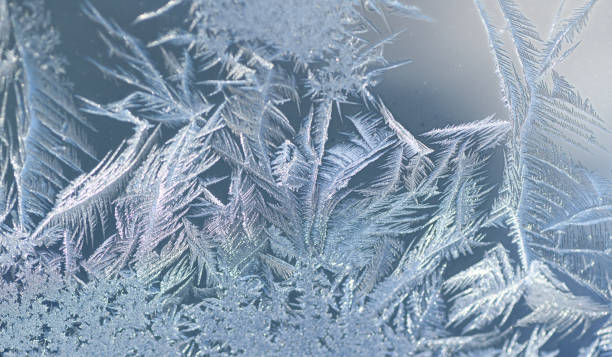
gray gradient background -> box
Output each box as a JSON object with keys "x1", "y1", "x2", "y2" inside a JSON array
[{"x1": 377, "y1": 0, "x2": 612, "y2": 172}]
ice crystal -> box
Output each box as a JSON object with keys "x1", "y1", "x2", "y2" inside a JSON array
[{"x1": 0, "y1": 0, "x2": 610, "y2": 355}]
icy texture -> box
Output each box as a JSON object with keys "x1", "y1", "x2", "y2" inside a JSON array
[{"x1": 0, "y1": 0, "x2": 610, "y2": 356}]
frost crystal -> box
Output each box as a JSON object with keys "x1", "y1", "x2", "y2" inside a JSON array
[{"x1": 0, "y1": 0, "x2": 610, "y2": 355}]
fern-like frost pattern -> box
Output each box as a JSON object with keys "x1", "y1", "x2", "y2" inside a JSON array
[{"x1": 0, "y1": 0, "x2": 610, "y2": 355}]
